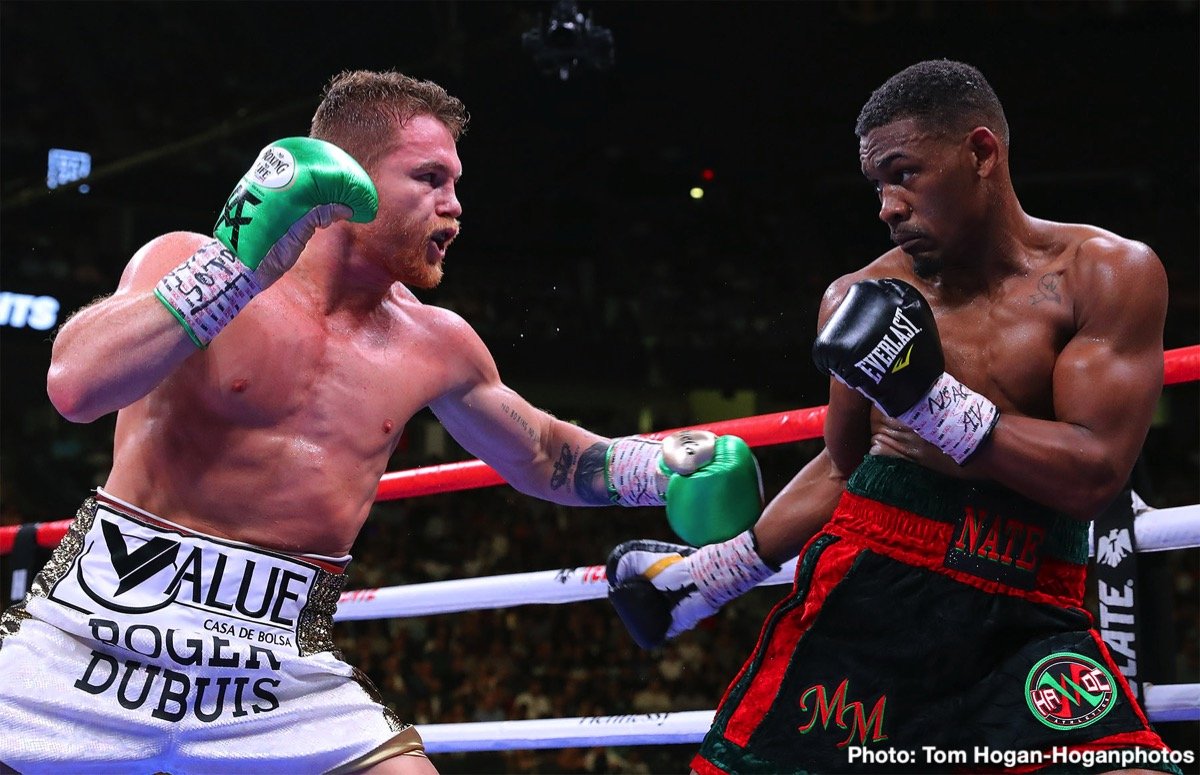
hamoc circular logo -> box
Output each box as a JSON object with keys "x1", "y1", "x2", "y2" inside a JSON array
[{"x1": 1025, "y1": 652, "x2": 1116, "y2": 729}]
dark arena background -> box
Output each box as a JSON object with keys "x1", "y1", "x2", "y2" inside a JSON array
[{"x1": 1, "y1": 1, "x2": 1197, "y2": 772}]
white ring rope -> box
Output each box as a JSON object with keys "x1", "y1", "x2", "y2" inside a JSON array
[
  {"x1": 335, "y1": 504, "x2": 1200, "y2": 621},
  {"x1": 421, "y1": 709, "x2": 718, "y2": 753},
  {"x1": 417, "y1": 684, "x2": 1200, "y2": 753},
  {"x1": 1113, "y1": 504, "x2": 1200, "y2": 553},
  {"x1": 334, "y1": 503, "x2": 1200, "y2": 751}
]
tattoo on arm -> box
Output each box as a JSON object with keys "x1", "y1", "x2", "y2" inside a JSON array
[
  {"x1": 1029, "y1": 273, "x2": 1062, "y2": 305},
  {"x1": 573, "y1": 441, "x2": 613, "y2": 505},
  {"x1": 550, "y1": 443, "x2": 574, "y2": 491},
  {"x1": 501, "y1": 401, "x2": 537, "y2": 442}
]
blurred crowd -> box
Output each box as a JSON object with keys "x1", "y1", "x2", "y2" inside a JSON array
[{"x1": 338, "y1": 491, "x2": 778, "y2": 773}]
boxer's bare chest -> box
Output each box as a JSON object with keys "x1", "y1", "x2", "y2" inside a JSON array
[
  {"x1": 205, "y1": 303, "x2": 448, "y2": 434},
  {"x1": 107, "y1": 292, "x2": 461, "y2": 551},
  {"x1": 137, "y1": 289, "x2": 461, "y2": 484},
  {"x1": 926, "y1": 266, "x2": 1076, "y2": 420}
]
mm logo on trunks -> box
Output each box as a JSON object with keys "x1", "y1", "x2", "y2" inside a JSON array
[
  {"x1": 54, "y1": 514, "x2": 314, "y2": 632},
  {"x1": 1026, "y1": 652, "x2": 1116, "y2": 730},
  {"x1": 797, "y1": 679, "x2": 889, "y2": 748}
]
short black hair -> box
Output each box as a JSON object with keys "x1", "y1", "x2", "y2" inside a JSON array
[{"x1": 855, "y1": 60, "x2": 1009, "y2": 146}]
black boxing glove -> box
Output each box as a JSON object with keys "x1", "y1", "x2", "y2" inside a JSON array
[
  {"x1": 812, "y1": 278, "x2": 998, "y2": 464},
  {"x1": 606, "y1": 531, "x2": 777, "y2": 650}
]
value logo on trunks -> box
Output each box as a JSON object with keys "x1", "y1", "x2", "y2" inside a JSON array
[
  {"x1": 61, "y1": 515, "x2": 312, "y2": 630},
  {"x1": 1025, "y1": 652, "x2": 1116, "y2": 730},
  {"x1": 944, "y1": 506, "x2": 1045, "y2": 589}
]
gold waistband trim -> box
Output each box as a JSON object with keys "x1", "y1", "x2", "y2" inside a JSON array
[{"x1": 326, "y1": 726, "x2": 427, "y2": 773}]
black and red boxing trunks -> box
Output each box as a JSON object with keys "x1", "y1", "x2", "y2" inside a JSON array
[{"x1": 694, "y1": 455, "x2": 1180, "y2": 775}]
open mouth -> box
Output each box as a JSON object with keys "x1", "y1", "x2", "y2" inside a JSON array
[{"x1": 430, "y1": 228, "x2": 457, "y2": 252}]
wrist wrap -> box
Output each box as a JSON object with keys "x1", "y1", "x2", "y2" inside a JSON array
[
  {"x1": 605, "y1": 438, "x2": 668, "y2": 507},
  {"x1": 690, "y1": 530, "x2": 777, "y2": 608},
  {"x1": 898, "y1": 372, "x2": 1000, "y2": 464},
  {"x1": 154, "y1": 240, "x2": 262, "y2": 348}
]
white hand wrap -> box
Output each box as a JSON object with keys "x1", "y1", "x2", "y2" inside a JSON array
[
  {"x1": 154, "y1": 240, "x2": 262, "y2": 348},
  {"x1": 897, "y1": 372, "x2": 999, "y2": 464},
  {"x1": 605, "y1": 437, "x2": 669, "y2": 507},
  {"x1": 690, "y1": 529, "x2": 776, "y2": 609}
]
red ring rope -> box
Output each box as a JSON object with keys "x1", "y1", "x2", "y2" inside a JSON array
[{"x1": 3, "y1": 344, "x2": 1198, "y2": 555}]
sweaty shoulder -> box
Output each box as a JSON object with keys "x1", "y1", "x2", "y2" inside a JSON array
[
  {"x1": 1069, "y1": 227, "x2": 1161, "y2": 277},
  {"x1": 1062, "y1": 225, "x2": 1165, "y2": 305},
  {"x1": 1051, "y1": 223, "x2": 1168, "y2": 342},
  {"x1": 403, "y1": 299, "x2": 500, "y2": 386},
  {"x1": 402, "y1": 296, "x2": 471, "y2": 341},
  {"x1": 119, "y1": 231, "x2": 213, "y2": 291},
  {"x1": 818, "y1": 250, "x2": 911, "y2": 327}
]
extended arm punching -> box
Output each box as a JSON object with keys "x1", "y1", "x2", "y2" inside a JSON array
[
  {"x1": 577, "y1": 432, "x2": 762, "y2": 545},
  {"x1": 428, "y1": 335, "x2": 763, "y2": 544},
  {"x1": 605, "y1": 278, "x2": 876, "y2": 650}
]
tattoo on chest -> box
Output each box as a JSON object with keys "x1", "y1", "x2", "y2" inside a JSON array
[
  {"x1": 550, "y1": 444, "x2": 575, "y2": 491},
  {"x1": 1028, "y1": 273, "x2": 1062, "y2": 305},
  {"x1": 501, "y1": 402, "x2": 537, "y2": 442}
]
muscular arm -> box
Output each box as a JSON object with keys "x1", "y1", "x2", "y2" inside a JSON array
[
  {"x1": 46, "y1": 232, "x2": 211, "y2": 423},
  {"x1": 964, "y1": 240, "x2": 1167, "y2": 520},
  {"x1": 428, "y1": 316, "x2": 613, "y2": 506},
  {"x1": 753, "y1": 447, "x2": 850, "y2": 564}
]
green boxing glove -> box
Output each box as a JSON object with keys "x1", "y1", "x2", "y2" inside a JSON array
[
  {"x1": 156, "y1": 137, "x2": 379, "y2": 348},
  {"x1": 605, "y1": 431, "x2": 764, "y2": 546},
  {"x1": 213, "y1": 137, "x2": 378, "y2": 278}
]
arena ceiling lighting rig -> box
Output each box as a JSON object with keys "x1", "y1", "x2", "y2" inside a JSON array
[{"x1": 522, "y1": 0, "x2": 614, "y2": 81}]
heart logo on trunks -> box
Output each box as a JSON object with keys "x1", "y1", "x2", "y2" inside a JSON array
[{"x1": 1025, "y1": 652, "x2": 1116, "y2": 730}]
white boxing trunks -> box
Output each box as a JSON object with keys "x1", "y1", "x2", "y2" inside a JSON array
[{"x1": 0, "y1": 490, "x2": 425, "y2": 774}]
